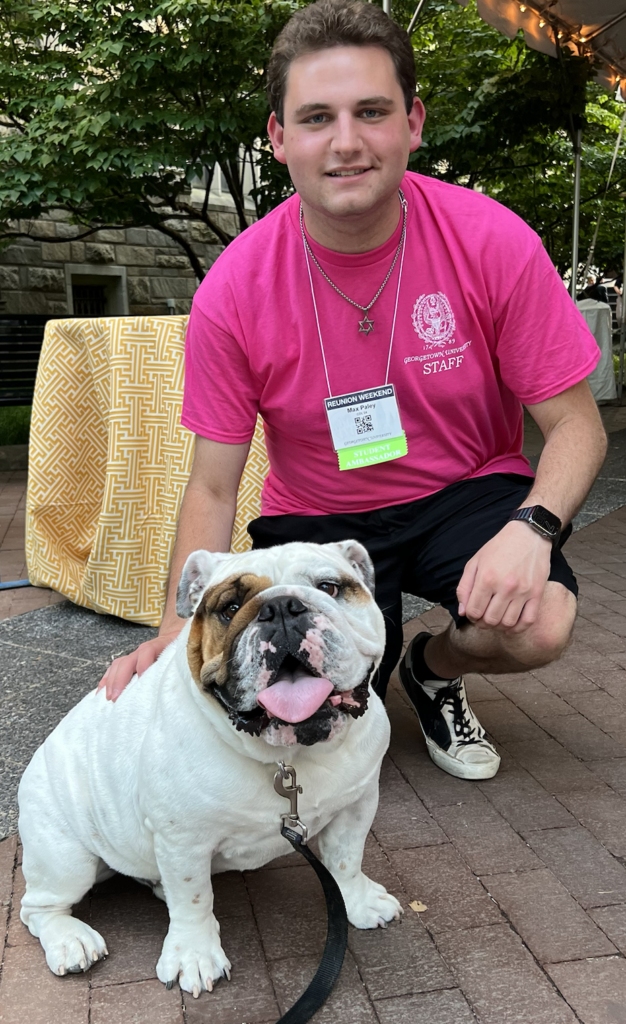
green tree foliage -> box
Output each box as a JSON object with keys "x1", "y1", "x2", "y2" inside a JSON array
[
  {"x1": 253, "y1": 0, "x2": 626, "y2": 280},
  {"x1": 0, "y1": 0, "x2": 624, "y2": 281},
  {"x1": 396, "y1": 0, "x2": 625, "y2": 278},
  {"x1": 0, "y1": 0, "x2": 296, "y2": 278}
]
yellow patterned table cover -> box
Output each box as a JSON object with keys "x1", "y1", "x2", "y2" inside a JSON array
[{"x1": 25, "y1": 316, "x2": 269, "y2": 625}]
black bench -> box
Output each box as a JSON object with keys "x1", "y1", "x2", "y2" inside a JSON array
[{"x1": 0, "y1": 315, "x2": 49, "y2": 407}]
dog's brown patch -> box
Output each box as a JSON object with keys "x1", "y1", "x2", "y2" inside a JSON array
[
  {"x1": 338, "y1": 575, "x2": 371, "y2": 605},
  {"x1": 187, "y1": 573, "x2": 273, "y2": 690}
]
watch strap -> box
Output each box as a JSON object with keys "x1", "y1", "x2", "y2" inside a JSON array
[
  {"x1": 507, "y1": 505, "x2": 562, "y2": 543},
  {"x1": 510, "y1": 507, "x2": 536, "y2": 525}
]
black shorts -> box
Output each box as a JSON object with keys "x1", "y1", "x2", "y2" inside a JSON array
[{"x1": 248, "y1": 473, "x2": 577, "y2": 700}]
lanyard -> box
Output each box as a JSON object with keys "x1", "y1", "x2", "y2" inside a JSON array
[{"x1": 300, "y1": 193, "x2": 408, "y2": 397}]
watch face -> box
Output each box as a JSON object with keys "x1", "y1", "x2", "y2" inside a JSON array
[{"x1": 531, "y1": 506, "x2": 560, "y2": 536}]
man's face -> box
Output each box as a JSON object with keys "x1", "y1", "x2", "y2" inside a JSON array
[{"x1": 268, "y1": 45, "x2": 425, "y2": 223}]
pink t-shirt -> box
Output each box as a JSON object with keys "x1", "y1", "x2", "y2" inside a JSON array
[{"x1": 182, "y1": 172, "x2": 600, "y2": 516}]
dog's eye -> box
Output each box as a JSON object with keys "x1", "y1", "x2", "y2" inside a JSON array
[
  {"x1": 220, "y1": 602, "x2": 241, "y2": 622},
  {"x1": 317, "y1": 581, "x2": 339, "y2": 598}
]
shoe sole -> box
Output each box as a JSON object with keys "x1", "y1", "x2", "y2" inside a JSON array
[
  {"x1": 425, "y1": 736, "x2": 501, "y2": 781},
  {"x1": 399, "y1": 654, "x2": 501, "y2": 781}
]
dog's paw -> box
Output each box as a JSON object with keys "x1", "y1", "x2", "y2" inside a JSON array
[
  {"x1": 342, "y1": 874, "x2": 403, "y2": 930},
  {"x1": 39, "y1": 915, "x2": 108, "y2": 975},
  {"x1": 156, "y1": 924, "x2": 232, "y2": 997}
]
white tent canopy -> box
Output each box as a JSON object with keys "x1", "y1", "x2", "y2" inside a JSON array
[
  {"x1": 456, "y1": 1, "x2": 626, "y2": 401},
  {"x1": 460, "y1": 1, "x2": 626, "y2": 89}
]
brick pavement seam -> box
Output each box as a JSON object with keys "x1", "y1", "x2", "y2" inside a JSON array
[
  {"x1": 481, "y1": 737, "x2": 626, "y2": 905},
  {"x1": 350, "y1": 833, "x2": 410, "y2": 1024},
  {"x1": 388, "y1": 733, "x2": 615, "y2": 1021},
  {"x1": 477, "y1": 913, "x2": 590, "y2": 1024},
  {"x1": 372, "y1": 989, "x2": 479, "y2": 1024},
  {"x1": 481, "y1": 873, "x2": 623, "y2": 966},
  {"x1": 473, "y1": 733, "x2": 626, "y2": 1009},
  {"x1": 484, "y1": 672, "x2": 626, "y2": 784},
  {"x1": 494, "y1": 721, "x2": 626, "y2": 835},
  {"x1": 385, "y1": 752, "x2": 514, "y2": 1019},
  {"x1": 416, "y1": 912, "x2": 586, "y2": 1023},
  {"x1": 352, "y1": 958, "x2": 384, "y2": 1024},
  {"x1": 240, "y1": 866, "x2": 284, "y2": 1019},
  {"x1": 465, "y1": 911, "x2": 591, "y2": 1024},
  {"x1": 179, "y1": 984, "x2": 187, "y2": 1024},
  {"x1": 490, "y1": 655, "x2": 626, "y2": 744},
  {"x1": 588, "y1": 910, "x2": 626, "y2": 952},
  {"x1": 476, "y1": 726, "x2": 626, "y2": 895}
]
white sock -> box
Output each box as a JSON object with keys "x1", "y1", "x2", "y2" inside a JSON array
[{"x1": 420, "y1": 678, "x2": 455, "y2": 699}]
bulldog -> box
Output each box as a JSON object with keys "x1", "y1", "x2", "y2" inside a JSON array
[{"x1": 18, "y1": 540, "x2": 402, "y2": 997}]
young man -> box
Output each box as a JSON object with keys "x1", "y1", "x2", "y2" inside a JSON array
[{"x1": 100, "y1": 0, "x2": 606, "y2": 781}]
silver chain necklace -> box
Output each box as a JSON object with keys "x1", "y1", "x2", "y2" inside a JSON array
[{"x1": 299, "y1": 189, "x2": 407, "y2": 336}]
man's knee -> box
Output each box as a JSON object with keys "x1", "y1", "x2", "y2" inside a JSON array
[{"x1": 515, "y1": 584, "x2": 577, "y2": 669}]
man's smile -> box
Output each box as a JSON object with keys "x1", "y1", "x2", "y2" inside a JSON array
[{"x1": 326, "y1": 167, "x2": 372, "y2": 177}]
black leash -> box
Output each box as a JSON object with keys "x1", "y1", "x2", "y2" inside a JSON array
[{"x1": 273, "y1": 764, "x2": 349, "y2": 1024}]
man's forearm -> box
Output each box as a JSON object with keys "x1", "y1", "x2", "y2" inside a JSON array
[
  {"x1": 524, "y1": 384, "x2": 607, "y2": 525},
  {"x1": 160, "y1": 483, "x2": 237, "y2": 634}
]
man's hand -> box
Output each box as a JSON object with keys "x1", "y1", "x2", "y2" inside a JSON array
[
  {"x1": 456, "y1": 521, "x2": 552, "y2": 632},
  {"x1": 97, "y1": 625, "x2": 184, "y2": 702}
]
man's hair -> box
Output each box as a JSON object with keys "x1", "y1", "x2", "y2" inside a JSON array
[{"x1": 267, "y1": 0, "x2": 416, "y2": 125}]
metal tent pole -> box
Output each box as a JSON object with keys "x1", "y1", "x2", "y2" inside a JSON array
[
  {"x1": 570, "y1": 125, "x2": 582, "y2": 301},
  {"x1": 619, "y1": 195, "x2": 626, "y2": 404},
  {"x1": 407, "y1": 0, "x2": 427, "y2": 34},
  {"x1": 382, "y1": 0, "x2": 391, "y2": 12},
  {"x1": 582, "y1": 108, "x2": 626, "y2": 286}
]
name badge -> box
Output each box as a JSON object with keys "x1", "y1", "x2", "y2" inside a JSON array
[{"x1": 324, "y1": 384, "x2": 408, "y2": 472}]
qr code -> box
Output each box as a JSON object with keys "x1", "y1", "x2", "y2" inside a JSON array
[{"x1": 355, "y1": 414, "x2": 373, "y2": 435}]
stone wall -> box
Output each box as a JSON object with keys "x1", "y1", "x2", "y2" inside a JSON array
[{"x1": 0, "y1": 205, "x2": 247, "y2": 317}]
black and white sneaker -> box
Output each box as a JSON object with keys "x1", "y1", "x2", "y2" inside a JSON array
[{"x1": 399, "y1": 632, "x2": 500, "y2": 780}]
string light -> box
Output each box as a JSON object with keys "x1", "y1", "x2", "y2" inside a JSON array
[
  {"x1": 514, "y1": 2, "x2": 583, "y2": 47},
  {"x1": 510, "y1": 0, "x2": 623, "y2": 83}
]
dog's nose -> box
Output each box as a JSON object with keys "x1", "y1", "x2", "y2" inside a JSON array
[{"x1": 258, "y1": 596, "x2": 307, "y2": 623}]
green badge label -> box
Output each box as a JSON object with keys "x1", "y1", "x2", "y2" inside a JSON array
[{"x1": 337, "y1": 432, "x2": 408, "y2": 471}]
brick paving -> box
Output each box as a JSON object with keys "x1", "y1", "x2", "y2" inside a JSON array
[
  {"x1": 0, "y1": 469, "x2": 64, "y2": 621},
  {"x1": 2, "y1": 490, "x2": 626, "y2": 1019}
]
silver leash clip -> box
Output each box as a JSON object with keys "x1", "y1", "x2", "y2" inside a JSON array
[{"x1": 274, "y1": 761, "x2": 308, "y2": 844}]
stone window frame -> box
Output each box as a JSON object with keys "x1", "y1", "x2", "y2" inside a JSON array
[{"x1": 65, "y1": 264, "x2": 129, "y2": 316}]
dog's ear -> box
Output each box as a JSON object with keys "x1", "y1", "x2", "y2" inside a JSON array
[
  {"x1": 176, "y1": 550, "x2": 231, "y2": 618},
  {"x1": 327, "y1": 540, "x2": 376, "y2": 595}
]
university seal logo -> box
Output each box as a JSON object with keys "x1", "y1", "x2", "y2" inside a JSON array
[{"x1": 411, "y1": 292, "x2": 456, "y2": 348}]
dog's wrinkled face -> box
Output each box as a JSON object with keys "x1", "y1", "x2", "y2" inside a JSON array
[{"x1": 176, "y1": 541, "x2": 385, "y2": 746}]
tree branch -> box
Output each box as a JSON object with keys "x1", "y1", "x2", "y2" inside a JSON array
[
  {"x1": 152, "y1": 221, "x2": 207, "y2": 281},
  {"x1": 200, "y1": 163, "x2": 215, "y2": 222},
  {"x1": 221, "y1": 157, "x2": 249, "y2": 234},
  {"x1": 173, "y1": 198, "x2": 234, "y2": 247},
  {"x1": 0, "y1": 223, "x2": 123, "y2": 243}
]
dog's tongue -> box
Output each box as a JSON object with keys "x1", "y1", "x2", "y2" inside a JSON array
[{"x1": 257, "y1": 677, "x2": 334, "y2": 723}]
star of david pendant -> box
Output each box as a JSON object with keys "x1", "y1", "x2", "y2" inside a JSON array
[{"x1": 358, "y1": 314, "x2": 374, "y2": 335}]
